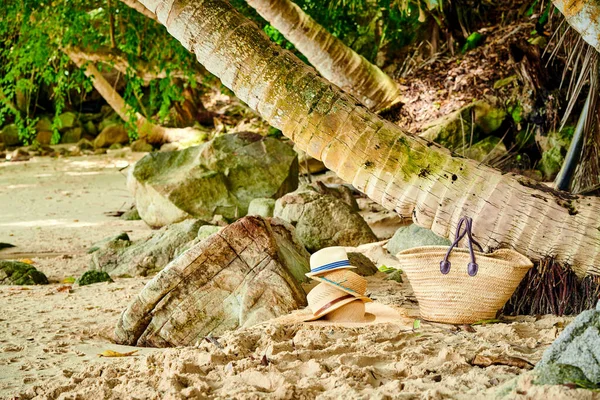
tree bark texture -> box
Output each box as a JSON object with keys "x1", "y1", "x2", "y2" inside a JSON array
[
  {"x1": 138, "y1": 0, "x2": 600, "y2": 278},
  {"x1": 245, "y1": 0, "x2": 401, "y2": 111},
  {"x1": 553, "y1": 0, "x2": 600, "y2": 52}
]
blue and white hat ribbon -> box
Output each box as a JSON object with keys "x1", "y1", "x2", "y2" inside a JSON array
[{"x1": 306, "y1": 247, "x2": 356, "y2": 277}]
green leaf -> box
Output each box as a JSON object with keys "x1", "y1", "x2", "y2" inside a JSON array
[{"x1": 413, "y1": 319, "x2": 421, "y2": 330}]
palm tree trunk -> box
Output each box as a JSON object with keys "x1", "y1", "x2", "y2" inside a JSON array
[
  {"x1": 139, "y1": 0, "x2": 600, "y2": 278},
  {"x1": 245, "y1": 0, "x2": 401, "y2": 112},
  {"x1": 65, "y1": 48, "x2": 199, "y2": 144},
  {"x1": 553, "y1": 0, "x2": 600, "y2": 52}
]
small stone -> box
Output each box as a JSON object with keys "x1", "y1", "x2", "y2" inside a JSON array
[
  {"x1": 76, "y1": 138, "x2": 94, "y2": 151},
  {"x1": 197, "y1": 225, "x2": 222, "y2": 241},
  {"x1": 247, "y1": 198, "x2": 276, "y2": 218},
  {"x1": 76, "y1": 270, "x2": 114, "y2": 286},
  {"x1": 387, "y1": 224, "x2": 451, "y2": 256},
  {"x1": 120, "y1": 207, "x2": 141, "y2": 221},
  {"x1": 60, "y1": 127, "x2": 83, "y2": 144},
  {"x1": 57, "y1": 112, "x2": 78, "y2": 132},
  {"x1": 0, "y1": 261, "x2": 49, "y2": 285},
  {"x1": 35, "y1": 130, "x2": 53, "y2": 145},
  {"x1": 8, "y1": 148, "x2": 31, "y2": 162},
  {"x1": 94, "y1": 124, "x2": 129, "y2": 148},
  {"x1": 83, "y1": 121, "x2": 98, "y2": 137},
  {"x1": 347, "y1": 252, "x2": 378, "y2": 276},
  {"x1": 1, "y1": 124, "x2": 21, "y2": 146},
  {"x1": 130, "y1": 139, "x2": 153, "y2": 152}
]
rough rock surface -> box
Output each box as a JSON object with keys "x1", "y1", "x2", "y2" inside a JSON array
[
  {"x1": 0, "y1": 261, "x2": 49, "y2": 285},
  {"x1": 94, "y1": 124, "x2": 129, "y2": 148},
  {"x1": 196, "y1": 225, "x2": 223, "y2": 241},
  {"x1": 386, "y1": 224, "x2": 452, "y2": 256},
  {"x1": 90, "y1": 219, "x2": 205, "y2": 276},
  {"x1": 274, "y1": 186, "x2": 377, "y2": 252},
  {"x1": 535, "y1": 301, "x2": 600, "y2": 386},
  {"x1": 128, "y1": 132, "x2": 299, "y2": 227},
  {"x1": 115, "y1": 216, "x2": 310, "y2": 347},
  {"x1": 464, "y1": 136, "x2": 507, "y2": 163}
]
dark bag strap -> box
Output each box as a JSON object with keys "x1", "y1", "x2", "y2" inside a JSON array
[{"x1": 439, "y1": 216, "x2": 483, "y2": 276}]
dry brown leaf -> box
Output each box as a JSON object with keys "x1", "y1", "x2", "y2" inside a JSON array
[
  {"x1": 98, "y1": 349, "x2": 139, "y2": 358},
  {"x1": 471, "y1": 354, "x2": 533, "y2": 369}
]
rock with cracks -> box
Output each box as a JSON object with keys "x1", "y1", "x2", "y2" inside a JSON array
[
  {"x1": 128, "y1": 132, "x2": 299, "y2": 228},
  {"x1": 274, "y1": 186, "x2": 377, "y2": 252},
  {"x1": 115, "y1": 216, "x2": 309, "y2": 347}
]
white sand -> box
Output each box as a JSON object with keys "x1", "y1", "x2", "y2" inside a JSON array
[{"x1": 0, "y1": 155, "x2": 594, "y2": 399}]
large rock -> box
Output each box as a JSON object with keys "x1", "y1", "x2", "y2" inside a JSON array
[
  {"x1": 294, "y1": 145, "x2": 327, "y2": 174},
  {"x1": 274, "y1": 186, "x2": 377, "y2": 252},
  {"x1": 128, "y1": 132, "x2": 299, "y2": 227},
  {"x1": 0, "y1": 261, "x2": 49, "y2": 285},
  {"x1": 90, "y1": 219, "x2": 205, "y2": 276},
  {"x1": 94, "y1": 124, "x2": 129, "y2": 148},
  {"x1": 248, "y1": 198, "x2": 276, "y2": 217},
  {"x1": 536, "y1": 301, "x2": 600, "y2": 386},
  {"x1": 386, "y1": 224, "x2": 451, "y2": 256},
  {"x1": 115, "y1": 216, "x2": 310, "y2": 347},
  {"x1": 1, "y1": 124, "x2": 21, "y2": 147}
]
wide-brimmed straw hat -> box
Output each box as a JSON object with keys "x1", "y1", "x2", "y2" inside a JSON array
[
  {"x1": 306, "y1": 247, "x2": 356, "y2": 277},
  {"x1": 310, "y1": 269, "x2": 372, "y2": 302},
  {"x1": 304, "y1": 282, "x2": 370, "y2": 321}
]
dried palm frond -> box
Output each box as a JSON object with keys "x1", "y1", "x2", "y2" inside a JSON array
[{"x1": 546, "y1": 11, "x2": 600, "y2": 193}]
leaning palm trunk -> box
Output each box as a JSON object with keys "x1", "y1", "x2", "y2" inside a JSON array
[
  {"x1": 552, "y1": 0, "x2": 600, "y2": 51},
  {"x1": 66, "y1": 48, "x2": 200, "y2": 145},
  {"x1": 245, "y1": 0, "x2": 401, "y2": 111},
  {"x1": 139, "y1": 0, "x2": 600, "y2": 278}
]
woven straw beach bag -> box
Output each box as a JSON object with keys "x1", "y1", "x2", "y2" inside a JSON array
[{"x1": 395, "y1": 216, "x2": 533, "y2": 324}]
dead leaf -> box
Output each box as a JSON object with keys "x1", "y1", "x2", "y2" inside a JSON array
[
  {"x1": 56, "y1": 285, "x2": 72, "y2": 293},
  {"x1": 471, "y1": 354, "x2": 533, "y2": 369},
  {"x1": 459, "y1": 324, "x2": 476, "y2": 333},
  {"x1": 98, "y1": 349, "x2": 139, "y2": 357},
  {"x1": 261, "y1": 355, "x2": 270, "y2": 366}
]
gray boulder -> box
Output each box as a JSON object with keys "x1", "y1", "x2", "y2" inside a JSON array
[
  {"x1": 347, "y1": 252, "x2": 378, "y2": 276},
  {"x1": 274, "y1": 186, "x2": 377, "y2": 252},
  {"x1": 60, "y1": 127, "x2": 83, "y2": 144},
  {"x1": 128, "y1": 132, "x2": 299, "y2": 228},
  {"x1": 387, "y1": 224, "x2": 451, "y2": 256},
  {"x1": 535, "y1": 301, "x2": 600, "y2": 386},
  {"x1": 114, "y1": 216, "x2": 310, "y2": 347},
  {"x1": 90, "y1": 219, "x2": 205, "y2": 276}
]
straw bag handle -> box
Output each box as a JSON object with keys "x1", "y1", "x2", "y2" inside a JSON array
[{"x1": 440, "y1": 217, "x2": 484, "y2": 277}]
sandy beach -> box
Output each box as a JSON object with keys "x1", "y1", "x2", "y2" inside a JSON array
[{"x1": 0, "y1": 154, "x2": 593, "y2": 399}]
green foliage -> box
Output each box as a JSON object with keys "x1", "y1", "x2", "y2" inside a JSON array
[
  {"x1": 0, "y1": 0, "x2": 202, "y2": 144},
  {"x1": 296, "y1": 0, "x2": 424, "y2": 63},
  {"x1": 461, "y1": 32, "x2": 484, "y2": 53}
]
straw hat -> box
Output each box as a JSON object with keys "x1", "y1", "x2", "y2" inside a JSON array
[
  {"x1": 306, "y1": 247, "x2": 356, "y2": 277},
  {"x1": 310, "y1": 269, "x2": 372, "y2": 302},
  {"x1": 304, "y1": 283, "x2": 370, "y2": 322}
]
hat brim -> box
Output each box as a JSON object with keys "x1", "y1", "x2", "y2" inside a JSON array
[
  {"x1": 275, "y1": 303, "x2": 409, "y2": 326},
  {"x1": 310, "y1": 274, "x2": 373, "y2": 302},
  {"x1": 305, "y1": 265, "x2": 356, "y2": 277},
  {"x1": 303, "y1": 297, "x2": 368, "y2": 322}
]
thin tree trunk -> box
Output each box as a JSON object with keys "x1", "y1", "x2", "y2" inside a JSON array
[
  {"x1": 245, "y1": 0, "x2": 401, "y2": 112},
  {"x1": 553, "y1": 0, "x2": 600, "y2": 52},
  {"x1": 140, "y1": 0, "x2": 600, "y2": 278},
  {"x1": 65, "y1": 48, "x2": 198, "y2": 144}
]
